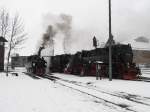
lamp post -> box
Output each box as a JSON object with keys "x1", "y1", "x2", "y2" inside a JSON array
[{"x1": 108, "y1": 0, "x2": 112, "y2": 81}]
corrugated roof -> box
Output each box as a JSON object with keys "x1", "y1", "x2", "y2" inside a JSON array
[{"x1": 0, "y1": 36, "x2": 7, "y2": 42}]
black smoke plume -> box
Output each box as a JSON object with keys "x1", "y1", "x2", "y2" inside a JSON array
[
  {"x1": 41, "y1": 13, "x2": 72, "y2": 54},
  {"x1": 42, "y1": 25, "x2": 56, "y2": 47}
]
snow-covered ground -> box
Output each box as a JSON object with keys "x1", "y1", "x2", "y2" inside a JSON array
[
  {"x1": 0, "y1": 71, "x2": 106, "y2": 112},
  {"x1": 53, "y1": 73, "x2": 150, "y2": 96},
  {"x1": 0, "y1": 68, "x2": 150, "y2": 112}
]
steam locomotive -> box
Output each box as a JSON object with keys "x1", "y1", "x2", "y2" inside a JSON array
[
  {"x1": 50, "y1": 44, "x2": 140, "y2": 80},
  {"x1": 26, "y1": 47, "x2": 47, "y2": 76},
  {"x1": 50, "y1": 54, "x2": 71, "y2": 73},
  {"x1": 25, "y1": 37, "x2": 140, "y2": 80}
]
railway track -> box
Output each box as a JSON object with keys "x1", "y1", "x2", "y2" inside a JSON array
[
  {"x1": 135, "y1": 76, "x2": 150, "y2": 82},
  {"x1": 24, "y1": 72, "x2": 150, "y2": 112},
  {"x1": 42, "y1": 74, "x2": 150, "y2": 112},
  {"x1": 23, "y1": 72, "x2": 41, "y2": 79},
  {"x1": 47, "y1": 75, "x2": 150, "y2": 106}
]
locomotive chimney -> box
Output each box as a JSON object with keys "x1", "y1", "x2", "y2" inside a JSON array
[{"x1": 38, "y1": 46, "x2": 44, "y2": 57}]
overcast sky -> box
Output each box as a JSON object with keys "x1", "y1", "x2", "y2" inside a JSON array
[{"x1": 1, "y1": 0, "x2": 150, "y2": 55}]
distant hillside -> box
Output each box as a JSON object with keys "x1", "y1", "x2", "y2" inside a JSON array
[
  {"x1": 122, "y1": 37, "x2": 150, "y2": 50},
  {"x1": 133, "y1": 50, "x2": 150, "y2": 64},
  {"x1": 134, "y1": 36, "x2": 149, "y2": 43},
  {"x1": 121, "y1": 37, "x2": 150, "y2": 64}
]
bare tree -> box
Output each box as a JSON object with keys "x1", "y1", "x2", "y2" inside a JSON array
[
  {"x1": 0, "y1": 9, "x2": 9, "y2": 74},
  {"x1": 0, "y1": 8, "x2": 27, "y2": 76},
  {"x1": 0, "y1": 8, "x2": 9, "y2": 38},
  {"x1": 6, "y1": 14, "x2": 27, "y2": 76}
]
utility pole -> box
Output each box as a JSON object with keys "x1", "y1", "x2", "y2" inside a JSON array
[{"x1": 108, "y1": 0, "x2": 112, "y2": 81}]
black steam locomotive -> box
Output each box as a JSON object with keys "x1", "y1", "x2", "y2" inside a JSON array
[
  {"x1": 50, "y1": 44, "x2": 140, "y2": 80},
  {"x1": 26, "y1": 47, "x2": 47, "y2": 76},
  {"x1": 50, "y1": 54, "x2": 71, "y2": 73}
]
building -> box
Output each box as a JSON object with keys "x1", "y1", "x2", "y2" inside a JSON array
[
  {"x1": 11, "y1": 56, "x2": 28, "y2": 68},
  {"x1": 0, "y1": 36, "x2": 7, "y2": 71}
]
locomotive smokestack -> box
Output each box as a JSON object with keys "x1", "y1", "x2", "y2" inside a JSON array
[{"x1": 38, "y1": 46, "x2": 45, "y2": 57}]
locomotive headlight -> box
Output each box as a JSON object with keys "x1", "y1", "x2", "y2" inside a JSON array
[{"x1": 32, "y1": 63, "x2": 35, "y2": 66}]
